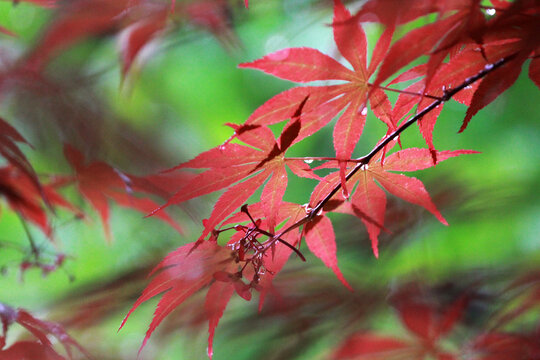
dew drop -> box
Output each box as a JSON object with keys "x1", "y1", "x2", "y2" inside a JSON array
[
  {"x1": 218, "y1": 144, "x2": 226, "y2": 151},
  {"x1": 304, "y1": 159, "x2": 313, "y2": 164},
  {"x1": 485, "y1": 8, "x2": 496, "y2": 16},
  {"x1": 484, "y1": 63, "x2": 494, "y2": 70},
  {"x1": 267, "y1": 47, "x2": 291, "y2": 62},
  {"x1": 465, "y1": 85, "x2": 472, "y2": 89},
  {"x1": 361, "y1": 107, "x2": 368, "y2": 116},
  {"x1": 360, "y1": 164, "x2": 369, "y2": 171}
]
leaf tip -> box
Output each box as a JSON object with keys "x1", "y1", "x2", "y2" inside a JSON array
[
  {"x1": 439, "y1": 214, "x2": 449, "y2": 226},
  {"x1": 458, "y1": 112, "x2": 474, "y2": 133}
]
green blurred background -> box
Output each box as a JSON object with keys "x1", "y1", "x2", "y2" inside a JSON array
[{"x1": 0, "y1": 1, "x2": 538, "y2": 359}]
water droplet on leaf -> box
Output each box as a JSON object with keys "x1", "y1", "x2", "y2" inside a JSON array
[{"x1": 304, "y1": 159, "x2": 313, "y2": 164}]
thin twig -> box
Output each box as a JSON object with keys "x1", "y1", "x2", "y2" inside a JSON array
[{"x1": 17, "y1": 214, "x2": 40, "y2": 261}]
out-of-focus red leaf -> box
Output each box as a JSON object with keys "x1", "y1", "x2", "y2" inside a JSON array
[
  {"x1": 0, "y1": 303, "x2": 89, "y2": 359},
  {"x1": 120, "y1": 241, "x2": 236, "y2": 355},
  {"x1": 183, "y1": 0, "x2": 238, "y2": 48},
  {"x1": 19, "y1": 0, "x2": 58, "y2": 7},
  {"x1": 332, "y1": 333, "x2": 411, "y2": 359},
  {"x1": 460, "y1": 56, "x2": 526, "y2": 132},
  {"x1": 0, "y1": 25, "x2": 16, "y2": 38},
  {"x1": 64, "y1": 144, "x2": 182, "y2": 240},
  {"x1": 0, "y1": 118, "x2": 42, "y2": 194},
  {"x1": 26, "y1": 0, "x2": 131, "y2": 69},
  {"x1": 471, "y1": 333, "x2": 540, "y2": 359},
  {"x1": 397, "y1": 302, "x2": 435, "y2": 340},
  {"x1": 0, "y1": 166, "x2": 81, "y2": 238},
  {"x1": 0, "y1": 341, "x2": 64, "y2": 360},
  {"x1": 118, "y1": 12, "x2": 168, "y2": 78},
  {"x1": 16, "y1": 310, "x2": 89, "y2": 359}
]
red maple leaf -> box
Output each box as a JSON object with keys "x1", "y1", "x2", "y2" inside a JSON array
[
  {"x1": 0, "y1": 118, "x2": 42, "y2": 196},
  {"x1": 381, "y1": 1, "x2": 539, "y2": 150},
  {"x1": 118, "y1": 11, "x2": 168, "y2": 78},
  {"x1": 26, "y1": 0, "x2": 132, "y2": 69},
  {"x1": 0, "y1": 166, "x2": 80, "y2": 238},
  {"x1": 238, "y1": 0, "x2": 397, "y2": 168},
  {"x1": 310, "y1": 147, "x2": 478, "y2": 257},
  {"x1": 151, "y1": 98, "x2": 318, "y2": 242},
  {"x1": 64, "y1": 144, "x2": 183, "y2": 240}
]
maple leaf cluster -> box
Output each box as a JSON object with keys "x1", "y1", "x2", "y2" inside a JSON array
[
  {"x1": 0, "y1": 0, "x2": 538, "y2": 358},
  {"x1": 331, "y1": 275, "x2": 540, "y2": 360}
]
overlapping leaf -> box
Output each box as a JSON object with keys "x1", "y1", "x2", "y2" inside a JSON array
[
  {"x1": 64, "y1": 145, "x2": 183, "y2": 240},
  {"x1": 24, "y1": 0, "x2": 239, "y2": 82},
  {"x1": 0, "y1": 118, "x2": 42, "y2": 194},
  {"x1": 239, "y1": 0, "x2": 397, "y2": 165},
  {"x1": 152, "y1": 103, "x2": 317, "y2": 241},
  {"x1": 383, "y1": 2, "x2": 539, "y2": 149},
  {"x1": 120, "y1": 240, "x2": 236, "y2": 356},
  {"x1": 118, "y1": 11, "x2": 168, "y2": 78},
  {"x1": 311, "y1": 148, "x2": 478, "y2": 257},
  {"x1": 0, "y1": 166, "x2": 80, "y2": 238},
  {"x1": 332, "y1": 293, "x2": 468, "y2": 359},
  {"x1": 0, "y1": 303, "x2": 89, "y2": 359}
]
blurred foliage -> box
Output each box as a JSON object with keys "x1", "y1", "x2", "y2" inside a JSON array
[{"x1": 0, "y1": 0, "x2": 538, "y2": 359}]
